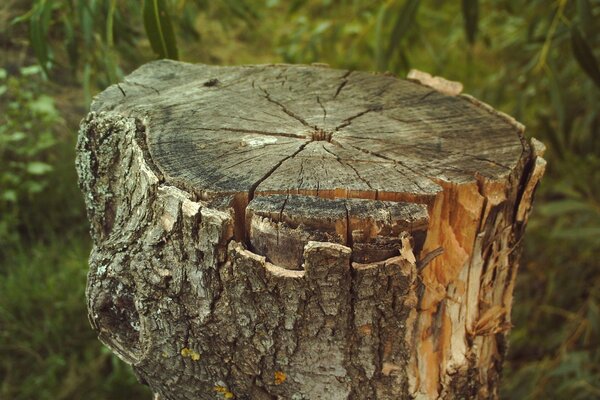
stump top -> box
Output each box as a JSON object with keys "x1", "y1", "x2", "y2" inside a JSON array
[{"x1": 92, "y1": 60, "x2": 526, "y2": 266}]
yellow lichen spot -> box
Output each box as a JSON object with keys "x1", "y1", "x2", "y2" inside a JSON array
[
  {"x1": 274, "y1": 371, "x2": 286, "y2": 385},
  {"x1": 180, "y1": 347, "x2": 201, "y2": 361},
  {"x1": 214, "y1": 386, "x2": 234, "y2": 398},
  {"x1": 214, "y1": 386, "x2": 228, "y2": 393}
]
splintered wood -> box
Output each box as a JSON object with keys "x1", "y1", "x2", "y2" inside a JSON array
[{"x1": 77, "y1": 60, "x2": 544, "y2": 399}]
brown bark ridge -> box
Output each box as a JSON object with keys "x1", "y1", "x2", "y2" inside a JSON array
[{"x1": 76, "y1": 60, "x2": 545, "y2": 400}]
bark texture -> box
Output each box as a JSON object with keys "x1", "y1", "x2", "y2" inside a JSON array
[{"x1": 76, "y1": 61, "x2": 545, "y2": 399}]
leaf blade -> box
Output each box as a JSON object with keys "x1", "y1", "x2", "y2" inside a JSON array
[
  {"x1": 461, "y1": 0, "x2": 479, "y2": 45},
  {"x1": 143, "y1": 0, "x2": 179, "y2": 60},
  {"x1": 29, "y1": 0, "x2": 53, "y2": 77},
  {"x1": 571, "y1": 26, "x2": 600, "y2": 88},
  {"x1": 386, "y1": 0, "x2": 420, "y2": 63}
]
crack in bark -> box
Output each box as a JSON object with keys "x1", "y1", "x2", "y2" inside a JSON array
[{"x1": 388, "y1": 115, "x2": 422, "y2": 124}]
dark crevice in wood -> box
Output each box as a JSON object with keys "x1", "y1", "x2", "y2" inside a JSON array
[
  {"x1": 512, "y1": 144, "x2": 536, "y2": 221},
  {"x1": 335, "y1": 107, "x2": 379, "y2": 131},
  {"x1": 322, "y1": 145, "x2": 375, "y2": 193},
  {"x1": 134, "y1": 119, "x2": 164, "y2": 182},
  {"x1": 231, "y1": 193, "x2": 250, "y2": 242},
  {"x1": 222, "y1": 153, "x2": 267, "y2": 170},
  {"x1": 210, "y1": 70, "x2": 267, "y2": 91},
  {"x1": 344, "y1": 201, "x2": 352, "y2": 249},
  {"x1": 334, "y1": 80, "x2": 348, "y2": 99},
  {"x1": 417, "y1": 90, "x2": 436, "y2": 103},
  {"x1": 334, "y1": 70, "x2": 353, "y2": 99},
  {"x1": 203, "y1": 78, "x2": 219, "y2": 87},
  {"x1": 297, "y1": 157, "x2": 305, "y2": 190},
  {"x1": 464, "y1": 154, "x2": 511, "y2": 170},
  {"x1": 259, "y1": 87, "x2": 314, "y2": 129},
  {"x1": 416, "y1": 247, "x2": 444, "y2": 270},
  {"x1": 276, "y1": 193, "x2": 290, "y2": 246},
  {"x1": 126, "y1": 79, "x2": 161, "y2": 95},
  {"x1": 316, "y1": 95, "x2": 327, "y2": 123},
  {"x1": 247, "y1": 142, "x2": 309, "y2": 207},
  {"x1": 331, "y1": 138, "x2": 435, "y2": 193},
  {"x1": 116, "y1": 83, "x2": 126, "y2": 97}
]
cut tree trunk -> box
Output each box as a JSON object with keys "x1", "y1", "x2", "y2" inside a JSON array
[{"x1": 76, "y1": 61, "x2": 545, "y2": 400}]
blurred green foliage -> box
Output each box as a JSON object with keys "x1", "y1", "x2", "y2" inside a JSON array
[
  {"x1": 0, "y1": 65, "x2": 59, "y2": 245},
  {"x1": 1, "y1": 0, "x2": 599, "y2": 399},
  {"x1": 0, "y1": 238, "x2": 151, "y2": 400}
]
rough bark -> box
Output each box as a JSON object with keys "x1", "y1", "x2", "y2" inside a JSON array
[{"x1": 76, "y1": 61, "x2": 545, "y2": 399}]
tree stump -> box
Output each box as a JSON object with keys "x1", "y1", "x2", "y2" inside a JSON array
[{"x1": 76, "y1": 60, "x2": 545, "y2": 400}]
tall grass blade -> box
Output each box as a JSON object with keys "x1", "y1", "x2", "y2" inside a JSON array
[
  {"x1": 375, "y1": 3, "x2": 387, "y2": 71},
  {"x1": 461, "y1": 0, "x2": 479, "y2": 45},
  {"x1": 29, "y1": 0, "x2": 53, "y2": 77},
  {"x1": 385, "y1": 0, "x2": 420, "y2": 62},
  {"x1": 143, "y1": 0, "x2": 179, "y2": 60},
  {"x1": 571, "y1": 26, "x2": 600, "y2": 88}
]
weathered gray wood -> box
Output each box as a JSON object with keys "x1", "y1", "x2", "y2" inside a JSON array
[{"x1": 77, "y1": 60, "x2": 544, "y2": 399}]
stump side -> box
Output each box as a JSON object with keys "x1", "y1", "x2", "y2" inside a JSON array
[{"x1": 76, "y1": 61, "x2": 546, "y2": 400}]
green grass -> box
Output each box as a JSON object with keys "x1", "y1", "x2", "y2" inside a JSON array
[
  {"x1": 0, "y1": 85, "x2": 151, "y2": 398},
  {"x1": 0, "y1": 236, "x2": 151, "y2": 400}
]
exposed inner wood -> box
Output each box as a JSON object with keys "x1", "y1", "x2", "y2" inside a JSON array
[
  {"x1": 93, "y1": 60, "x2": 524, "y2": 268},
  {"x1": 247, "y1": 194, "x2": 429, "y2": 269}
]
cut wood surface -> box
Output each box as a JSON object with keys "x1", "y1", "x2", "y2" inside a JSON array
[{"x1": 77, "y1": 60, "x2": 545, "y2": 399}]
